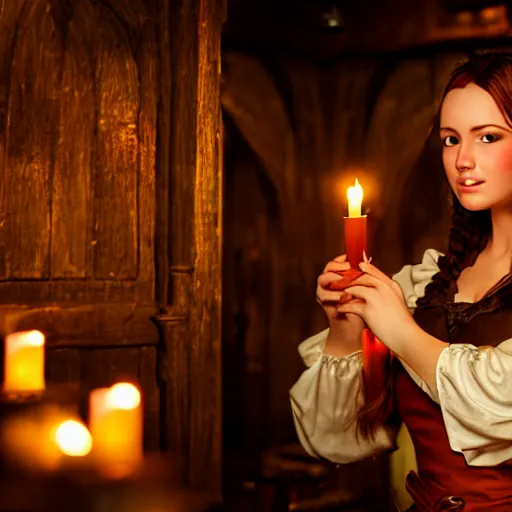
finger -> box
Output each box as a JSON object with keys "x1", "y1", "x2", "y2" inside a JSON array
[
  {"x1": 333, "y1": 254, "x2": 347, "y2": 263},
  {"x1": 328, "y1": 278, "x2": 355, "y2": 291},
  {"x1": 359, "y1": 262, "x2": 393, "y2": 285},
  {"x1": 337, "y1": 293, "x2": 356, "y2": 305},
  {"x1": 344, "y1": 285, "x2": 374, "y2": 302},
  {"x1": 323, "y1": 260, "x2": 351, "y2": 273},
  {"x1": 317, "y1": 272, "x2": 345, "y2": 288},
  {"x1": 351, "y1": 273, "x2": 382, "y2": 288},
  {"x1": 336, "y1": 302, "x2": 365, "y2": 317},
  {"x1": 317, "y1": 290, "x2": 346, "y2": 303}
]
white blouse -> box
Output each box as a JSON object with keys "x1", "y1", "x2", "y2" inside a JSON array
[{"x1": 290, "y1": 248, "x2": 512, "y2": 467}]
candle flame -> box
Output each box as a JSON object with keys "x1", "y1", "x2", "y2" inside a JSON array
[
  {"x1": 107, "y1": 383, "x2": 141, "y2": 410},
  {"x1": 55, "y1": 420, "x2": 93, "y2": 457},
  {"x1": 6, "y1": 330, "x2": 45, "y2": 349},
  {"x1": 347, "y1": 178, "x2": 363, "y2": 204}
]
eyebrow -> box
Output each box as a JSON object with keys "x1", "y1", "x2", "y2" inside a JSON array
[{"x1": 440, "y1": 123, "x2": 512, "y2": 133}]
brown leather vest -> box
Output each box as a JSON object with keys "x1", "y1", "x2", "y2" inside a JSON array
[{"x1": 394, "y1": 273, "x2": 512, "y2": 511}]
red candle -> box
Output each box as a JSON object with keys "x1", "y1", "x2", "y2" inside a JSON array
[
  {"x1": 330, "y1": 178, "x2": 390, "y2": 402},
  {"x1": 344, "y1": 178, "x2": 367, "y2": 269},
  {"x1": 362, "y1": 329, "x2": 390, "y2": 402},
  {"x1": 330, "y1": 178, "x2": 367, "y2": 289}
]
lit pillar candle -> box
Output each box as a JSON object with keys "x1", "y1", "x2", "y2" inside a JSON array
[
  {"x1": 4, "y1": 330, "x2": 45, "y2": 393},
  {"x1": 343, "y1": 178, "x2": 367, "y2": 269},
  {"x1": 89, "y1": 383, "x2": 143, "y2": 477}
]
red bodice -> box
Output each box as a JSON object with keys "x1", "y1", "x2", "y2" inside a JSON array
[
  {"x1": 392, "y1": 287, "x2": 512, "y2": 511},
  {"x1": 395, "y1": 364, "x2": 512, "y2": 511}
]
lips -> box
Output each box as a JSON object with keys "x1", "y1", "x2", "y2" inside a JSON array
[
  {"x1": 456, "y1": 178, "x2": 485, "y2": 193},
  {"x1": 456, "y1": 178, "x2": 484, "y2": 187}
]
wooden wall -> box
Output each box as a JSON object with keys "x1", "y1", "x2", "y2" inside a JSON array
[
  {"x1": 0, "y1": 0, "x2": 160, "y2": 449},
  {"x1": 0, "y1": 0, "x2": 224, "y2": 501}
]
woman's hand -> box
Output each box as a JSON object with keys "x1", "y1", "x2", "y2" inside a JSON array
[
  {"x1": 336, "y1": 261, "x2": 417, "y2": 352},
  {"x1": 316, "y1": 255, "x2": 365, "y2": 336}
]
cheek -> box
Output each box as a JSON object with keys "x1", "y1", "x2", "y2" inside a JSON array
[
  {"x1": 442, "y1": 150, "x2": 456, "y2": 180},
  {"x1": 490, "y1": 145, "x2": 512, "y2": 175}
]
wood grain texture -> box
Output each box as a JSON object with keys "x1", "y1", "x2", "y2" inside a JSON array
[
  {"x1": 79, "y1": 346, "x2": 141, "y2": 390},
  {"x1": 93, "y1": 2, "x2": 139, "y2": 280},
  {"x1": 139, "y1": 345, "x2": 160, "y2": 451},
  {"x1": 136, "y1": 19, "x2": 157, "y2": 285},
  {"x1": 156, "y1": 318, "x2": 190, "y2": 480},
  {"x1": 162, "y1": 0, "x2": 199, "y2": 490},
  {"x1": 154, "y1": 0, "x2": 171, "y2": 307},
  {"x1": 0, "y1": 0, "x2": 161, "y2": 461},
  {"x1": 160, "y1": 0, "x2": 224, "y2": 498},
  {"x1": 46, "y1": 348, "x2": 81, "y2": 383},
  {"x1": 0, "y1": 280, "x2": 153, "y2": 305},
  {"x1": 51, "y1": 16, "x2": 95, "y2": 278},
  {"x1": 0, "y1": 303, "x2": 159, "y2": 347},
  {"x1": 168, "y1": 0, "x2": 198, "y2": 275},
  {"x1": 4, "y1": 0, "x2": 63, "y2": 279},
  {"x1": 188, "y1": 0, "x2": 223, "y2": 497},
  {"x1": 0, "y1": 0, "x2": 28, "y2": 279},
  {"x1": 166, "y1": 0, "x2": 196, "y2": 314}
]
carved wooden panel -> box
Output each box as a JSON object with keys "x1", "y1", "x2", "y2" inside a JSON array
[
  {"x1": 0, "y1": 0, "x2": 156, "y2": 301},
  {"x1": 0, "y1": 0, "x2": 160, "y2": 451}
]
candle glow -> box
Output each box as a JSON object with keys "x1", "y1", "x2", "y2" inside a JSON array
[
  {"x1": 1, "y1": 407, "x2": 89, "y2": 471},
  {"x1": 4, "y1": 330, "x2": 45, "y2": 392},
  {"x1": 347, "y1": 178, "x2": 363, "y2": 217},
  {"x1": 107, "y1": 382, "x2": 141, "y2": 410},
  {"x1": 89, "y1": 383, "x2": 143, "y2": 477},
  {"x1": 55, "y1": 419, "x2": 93, "y2": 457}
]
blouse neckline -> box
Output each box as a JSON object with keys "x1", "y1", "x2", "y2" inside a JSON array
[{"x1": 453, "y1": 272, "x2": 512, "y2": 305}]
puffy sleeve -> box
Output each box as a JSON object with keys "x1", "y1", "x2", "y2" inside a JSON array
[
  {"x1": 393, "y1": 248, "x2": 512, "y2": 466},
  {"x1": 392, "y1": 248, "x2": 442, "y2": 311},
  {"x1": 290, "y1": 329, "x2": 398, "y2": 464},
  {"x1": 435, "y1": 340, "x2": 512, "y2": 466}
]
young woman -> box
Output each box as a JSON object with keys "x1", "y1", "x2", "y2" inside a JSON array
[{"x1": 290, "y1": 54, "x2": 512, "y2": 512}]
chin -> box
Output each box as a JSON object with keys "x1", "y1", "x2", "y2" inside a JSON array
[{"x1": 457, "y1": 196, "x2": 492, "y2": 212}]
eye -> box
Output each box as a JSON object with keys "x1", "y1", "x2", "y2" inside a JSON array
[
  {"x1": 442, "y1": 135, "x2": 459, "y2": 147},
  {"x1": 481, "y1": 133, "x2": 500, "y2": 143}
]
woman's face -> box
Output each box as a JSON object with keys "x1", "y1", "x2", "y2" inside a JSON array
[{"x1": 440, "y1": 83, "x2": 512, "y2": 212}]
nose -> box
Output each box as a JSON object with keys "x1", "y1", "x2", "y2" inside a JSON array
[{"x1": 455, "y1": 144, "x2": 475, "y2": 172}]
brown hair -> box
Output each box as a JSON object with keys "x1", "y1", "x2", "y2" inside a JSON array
[{"x1": 355, "y1": 53, "x2": 512, "y2": 440}]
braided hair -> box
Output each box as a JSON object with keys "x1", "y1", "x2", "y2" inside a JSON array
[{"x1": 416, "y1": 195, "x2": 491, "y2": 308}]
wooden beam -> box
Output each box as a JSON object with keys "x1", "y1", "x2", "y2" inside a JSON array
[
  {"x1": 188, "y1": 0, "x2": 224, "y2": 499},
  {"x1": 0, "y1": 303, "x2": 159, "y2": 347},
  {"x1": 154, "y1": 0, "x2": 224, "y2": 502}
]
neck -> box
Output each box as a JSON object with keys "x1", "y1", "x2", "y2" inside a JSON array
[{"x1": 487, "y1": 207, "x2": 512, "y2": 260}]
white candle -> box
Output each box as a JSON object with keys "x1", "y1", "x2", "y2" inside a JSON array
[
  {"x1": 4, "y1": 330, "x2": 45, "y2": 392},
  {"x1": 89, "y1": 383, "x2": 142, "y2": 477}
]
